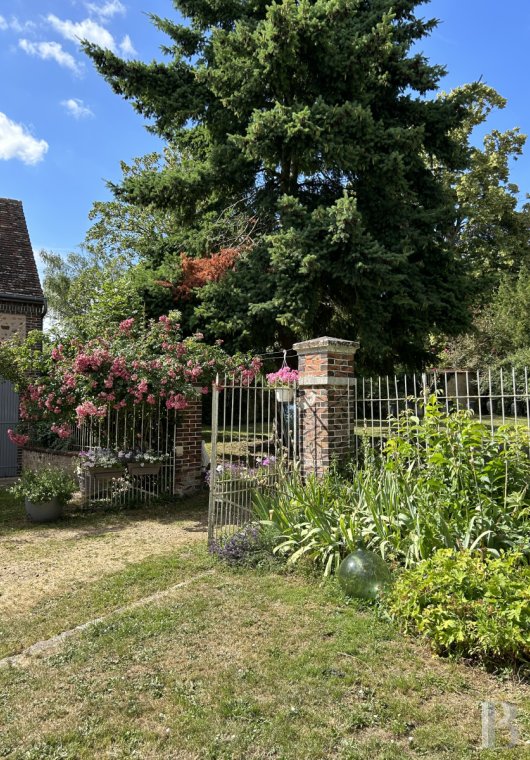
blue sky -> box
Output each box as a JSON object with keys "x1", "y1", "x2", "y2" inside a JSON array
[{"x1": 1, "y1": 0, "x2": 530, "y2": 261}]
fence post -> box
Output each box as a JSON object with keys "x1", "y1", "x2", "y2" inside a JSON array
[
  {"x1": 294, "y1": 336, "x2": 359, "y2": 478},
  {"x1": 174, "y1": 394, "x2": 203, "y2": 496}
]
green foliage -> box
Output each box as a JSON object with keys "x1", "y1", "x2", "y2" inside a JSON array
[
  {"x1": 83, "y1": 0, "x2": 478, "y2": 370},
  {"x1": 42, "y1": 248, "x2": 145, "y2": 340},
  {"x1": 387, "y1": 549, "x2": 530, "y2": 668},
  {"x1": 254, "y1": 470, "x2": 362, "y2": 576},
  {"x1": 374, "y1": 395, "x2": 530, "y2": 562},
  {"x1": 256, "y1": 397, "x2": 530, "y2": 574},
  {"x1": 440, "y1": 265, "x2": 530, "y2": 370},
  {"x1": 0, "y1": 330, "x2": 49, "y2": 388},
  {"x1": 444, "y1": 84, "x2": 530, "y2": 301},
  {"x1": 10, "y1": 468, "x2": 77, "y2": 506}
]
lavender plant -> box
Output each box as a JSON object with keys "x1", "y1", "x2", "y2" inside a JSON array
[{"x1": 209, "y1": 523, "x2": 280, "y2": 567}]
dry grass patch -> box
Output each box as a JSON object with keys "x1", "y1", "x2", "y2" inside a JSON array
[{"x1": 0, "y1": 494, "x2": 207, "y2": 616}]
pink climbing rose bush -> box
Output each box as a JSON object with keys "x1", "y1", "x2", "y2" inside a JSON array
[{"x1": 0, "y1": 311, "x2": 261, "y2": 444}]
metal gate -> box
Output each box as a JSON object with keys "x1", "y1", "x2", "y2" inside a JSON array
[
  {"x1": 0, "y1": 378, "x2": 19, "y2": 478},
  {"x1": 208, "y1": 374, "x2": 298, "y2": 544}
]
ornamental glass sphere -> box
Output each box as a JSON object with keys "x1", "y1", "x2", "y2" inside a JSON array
[{"x1": 338, "y1": 549, "x2": 391, "y2": 600}]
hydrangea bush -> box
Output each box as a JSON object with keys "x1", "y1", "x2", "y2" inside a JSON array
[{"x1": 1, "y1": 311, "x2": 261, "y2": 445}]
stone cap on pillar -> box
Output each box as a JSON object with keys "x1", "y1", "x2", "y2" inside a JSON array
[
  {"x1": 294, "y1": 336, "x2": 360, "y2": 386},
  {"x1": 293, "y1": 336, "x2": 360, "y2": 356}
]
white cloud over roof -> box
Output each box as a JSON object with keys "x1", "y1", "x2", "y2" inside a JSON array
[
  {"x1": 61, "y1": 98, "x2": 94, "y2": 119},
  {"x1": 19, "y1": 39, "x2": 82, "y2": 74},
  {"x1": 0, "y1": 112, "x2": 48, "y2": 165}
]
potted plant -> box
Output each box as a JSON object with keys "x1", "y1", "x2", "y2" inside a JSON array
[
  {"x1": 10, "y1": 467, "x2": 76, "y2": 523},
  {"x1": 119, "y1": 449, "x2": 168, "y2": 477},
  {"x1": 77, "y1": 448, "x2": 125, "y2": 483},
  {"x1": 266, "y1": 367, "x2": 299, "y2": 403}
]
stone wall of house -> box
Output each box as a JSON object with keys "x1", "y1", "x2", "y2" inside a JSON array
[{"x1": 0, "y1": 300, "x2": 43, "y2": 336}]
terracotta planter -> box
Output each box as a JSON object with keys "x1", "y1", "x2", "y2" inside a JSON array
[
  {"x1": 126, "y1": 463, "x2": 162, "y2": 477},
  {"x1": 25, "y1": 497, "x2": 63, "y2": 523}
]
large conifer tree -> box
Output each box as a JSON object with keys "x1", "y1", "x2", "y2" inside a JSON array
[{"x1": 85, "y1": 0, "x2": 473, "y2": 370}]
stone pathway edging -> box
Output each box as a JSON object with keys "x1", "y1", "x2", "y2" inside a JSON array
[{"x1": 0, "y1": 569, "x2": 215, "y2": 669}]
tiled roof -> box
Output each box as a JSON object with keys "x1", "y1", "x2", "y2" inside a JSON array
[{"x1": 0, "y1": 198, "x2": 44, "y2": 301}]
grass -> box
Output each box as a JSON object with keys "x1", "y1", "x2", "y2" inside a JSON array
[
  {"x1": 0, "y1": 487, "x2": 210, "y2": 657},
  {"x1": 1, "y1": 489, "x2": 530, "y2": 757}
]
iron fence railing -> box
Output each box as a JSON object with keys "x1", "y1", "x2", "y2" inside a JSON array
[
  {"x1": 208, "y1": 366, "x2": 530, "y2": 542},
  {"x1": 351, "y1": 368, "x2": 530, "y2": 460},
  {"x1": 208, "y1": 374, "x2": 298, "y2": 544},
  {"x1": 74, "y1": 402, "x2": 180, "y2": 507}
]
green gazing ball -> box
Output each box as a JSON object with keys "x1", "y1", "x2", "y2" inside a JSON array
[{"x1": 338, "y1": 549, "x2": 391, "y2": 600}]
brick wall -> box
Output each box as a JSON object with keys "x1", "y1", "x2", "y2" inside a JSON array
[
  {"x1": 174, "y1": 397, "x2": 203, "y2": 496},
  {"x1": 294, "y1": 337, "x2": 359, "y2": 477}
]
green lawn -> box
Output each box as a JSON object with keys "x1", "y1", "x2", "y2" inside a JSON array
[{"x1": 0, "y1": 489, "x2": 529, "y2": 758}]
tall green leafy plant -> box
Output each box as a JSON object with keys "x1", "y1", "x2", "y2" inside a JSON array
[
  {"x1": 256, "y1": 396, "x2": 530, "y2": 574},
  {"x1": 376, "y1": 395, "x2": 530, "y2": 560},
  {"x1": 254, "y1": 470, "x2": 361, "y2": 576}
]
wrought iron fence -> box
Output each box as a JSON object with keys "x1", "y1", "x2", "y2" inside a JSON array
[
  {"x1": 351, "y1": 368, "x2": 530, "y2": 461},
  {"x1": 208, "y1": 366, "x2": 530, "y2": 542},
  {"x1": 208, "y1": 374, "x2": 299, "y2": 544},
  {"x1": 75, "y1": 402, "x2": 180, "y2": 507}
]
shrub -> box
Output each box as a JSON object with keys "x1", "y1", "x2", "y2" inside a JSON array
[
  {"x1": 0, "y1": 313, "x2": 261, "y2": 445},
  {"x1": 386, "y1": 549, "x2": 530, "y2": 668},
  {"x1": 10, "y1": 468, "x2": 77, "y2": 506},
  {"x1": 209, "y1": 523, "x2": 281, "y2": 568}
]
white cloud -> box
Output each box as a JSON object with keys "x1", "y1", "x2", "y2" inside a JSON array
[
  {"x1": 61, "y1": 98, "x2": 94, "y2": 119},
  {"x1": 0, "y1": 112, "x2": 48, "y2": 165},
  {"x1": 85, "y1": 1, "x2": 126, "y2": 20},
  {"x1": 0, "y1": 16, "x2": 7, "y2": 31},
  {"x1": 8, "y1": 16, "x2": 36, "y2": 33},
  {"x1": 119, "y1": 33, "x2": 135, "y2": 57},
  {"x1": 47, "y1": 13, "x2": 118, "y2": 52},
  {"x1": 19, "y1": 39, "x2": 82, "y2": 74}
]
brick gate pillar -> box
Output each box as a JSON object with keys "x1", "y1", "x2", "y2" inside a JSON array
[
  {"x1": 294, "y1": 336, "x2": 359, "y2": 478},
  {"x1": 174, "y1": 396, "x2": 203, "y2": 496}
]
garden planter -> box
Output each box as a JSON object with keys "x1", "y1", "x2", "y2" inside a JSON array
[
  {"x1": 92, "y1": 466, "x2": 125, "y2": 483},
  {"x1": 25, "y1": 497, "x2": 63, "y2": 523},
  {"x1": 126, "y1": 463, "x2": 161, "y2": 477},
  {"x1": 275, "y1": 387, "x2": 295, "y2": 403},
  {"x1": 86, "y1": 466, "x2": 124, "y2": 483}
]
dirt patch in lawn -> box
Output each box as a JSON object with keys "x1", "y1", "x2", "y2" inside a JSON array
[{"x1": 0, "y1": 505, "x2": 207, "y2": 616}]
